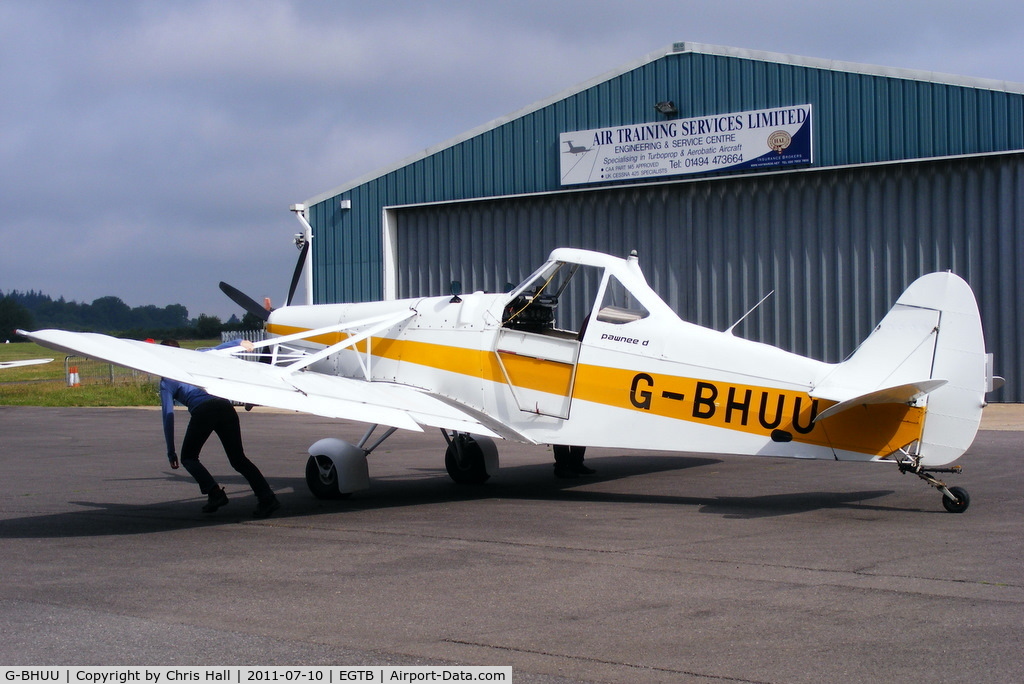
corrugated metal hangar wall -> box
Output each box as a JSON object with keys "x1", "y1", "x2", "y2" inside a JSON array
[
  {"x1": 391, "y1": 153, "x2": 1022, "y2": 402},
  {"x1": 304, "y1": 43, "x2": 1024, "y2": 400}
]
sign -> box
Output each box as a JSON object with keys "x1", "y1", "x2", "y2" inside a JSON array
[{"x1": 559, "y1": 104, "x2": 812, "y2": 186}]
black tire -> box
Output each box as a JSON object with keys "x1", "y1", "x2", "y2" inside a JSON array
[
  {"x1": 942, "y1": 486, "x2": 970, "y2": 513},
  {"x1": 305, "y1": 454, "x2": 347, "y2": 500},
  {"x1": 444, "y1": 434, "x2": 490, "y2": 485}
]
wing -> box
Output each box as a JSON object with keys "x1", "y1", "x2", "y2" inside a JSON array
[
  {"x1": 22, "y1": 329, "x2": 520, "y2": 441},
  {"x1": 0, "y1": 358, "x2": 53, "y2": 369}
]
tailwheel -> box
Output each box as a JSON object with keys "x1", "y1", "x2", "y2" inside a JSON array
[
  {"x1": 941, "y1": 486, "x2": 970, "y2": 514},
  {"x1": 897, "y1": 456, "x2": 969, "y2": 513}
]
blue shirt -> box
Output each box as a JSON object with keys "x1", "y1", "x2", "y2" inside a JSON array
[{"x1": 159, "y1": 340, "x2": 243, "y2": 461}]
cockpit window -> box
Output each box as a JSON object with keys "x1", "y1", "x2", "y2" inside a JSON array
[
  {"x1": 597, "y1": 276, "x2": 649, "y2": 324},
  {"x1": 504, "y1": 261, "x2": 602, "y2": 335}
]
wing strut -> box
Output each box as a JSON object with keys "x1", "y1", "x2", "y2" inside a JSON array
[
  {"x1": 229, "y1": 309, "x2": 417, "y2": 378},
  {"x1": 283, "y1": 309, "x2": 416, "y2": 376}
]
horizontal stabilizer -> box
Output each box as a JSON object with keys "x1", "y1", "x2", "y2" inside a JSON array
[{"x1": 815, "y1": 379, "x2": 948, "y2": 422}]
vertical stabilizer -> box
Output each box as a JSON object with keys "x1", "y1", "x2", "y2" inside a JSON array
[
  {"x1": 812, "y1": 272, "x2": 988, "y2": 465},
  {"x1": 908, "y1": 273, "x2": 989, "y2": 465}
]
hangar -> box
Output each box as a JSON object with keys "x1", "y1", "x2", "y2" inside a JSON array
[{"x1": 298, "y1": 43, "x2": 1023, "y2": 400}]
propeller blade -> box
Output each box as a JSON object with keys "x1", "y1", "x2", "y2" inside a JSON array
[
  {"x1": 219, "y1": 281, "x2": 271, "y2": 322},
  {"x1": 286, "y1": 240, "x2": 310, "y2": 306}
]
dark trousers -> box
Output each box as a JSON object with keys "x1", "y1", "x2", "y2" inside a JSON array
[
  {"x1": 553, "y1": 444, "x2": 586, "y2": 465},
  {"x1": 180, "y1": 398, "x2": 274, "y2": 502}
]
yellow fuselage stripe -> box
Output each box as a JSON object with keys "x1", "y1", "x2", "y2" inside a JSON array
[{"x1": 267, "y1": 324, "x2": 924, "y2": 456}]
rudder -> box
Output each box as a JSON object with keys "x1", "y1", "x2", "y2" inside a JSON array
[{"x1": 905, "y1": 273, "x2": 989, "y2": 465}]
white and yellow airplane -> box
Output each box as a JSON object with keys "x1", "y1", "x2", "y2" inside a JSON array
[{"x1": 23, "y1": 247, "x2": 1001, "y2": 512}]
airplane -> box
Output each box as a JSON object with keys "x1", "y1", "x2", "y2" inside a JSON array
[
  {"x1": 563, "y1": 140, "x2": 592, "y2": 155},
  {"x1": 22, "y1": 246, "x2": 1003, "y2": 513},
  {"x1": 0, "y1": 358, "x2": 53, "y2": 369}
]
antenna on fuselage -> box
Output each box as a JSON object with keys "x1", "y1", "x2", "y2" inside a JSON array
[{"x1": 725, "y1": 290, "x2": 774, "y2": 336}]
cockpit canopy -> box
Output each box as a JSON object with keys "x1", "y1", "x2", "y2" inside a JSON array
[{"x1": 503, "y1": 249, "x2": 663, "y2": 337}]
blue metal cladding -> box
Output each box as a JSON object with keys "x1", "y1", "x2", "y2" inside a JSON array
[{"x1": 307, "y1": 45, "x2": 1024, "y2": 313}]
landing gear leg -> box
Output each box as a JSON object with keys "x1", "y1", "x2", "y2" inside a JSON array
[{"x1": 897, "y1": 456, "x2": 970, "y2": 513}]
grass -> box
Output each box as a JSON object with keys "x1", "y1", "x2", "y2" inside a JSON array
[
  {"x1": 0, "y1": 381, "x2": 162, "y2": 407},
  {"x1": 0, "y1": 339, "x2": 219, "y2": 407}
]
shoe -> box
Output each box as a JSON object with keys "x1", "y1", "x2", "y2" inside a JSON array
[
  {"x1": 253, "y1": 497, "x2": 280, "y2": 519},
  {"x1": 553, "y1": 464, "x2": 580, "y2": 479},
  {"x1": 202, "y1": 486, "x2": 229, "y2": 513},
  {"x1": 571, "y1": 463, "x2": 596, "y2": 475}
]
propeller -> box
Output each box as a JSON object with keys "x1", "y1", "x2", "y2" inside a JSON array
[
  {"x1": 219, "y1": 281, "x2": 271, "y2": 322},
  {"x1": 285, "y1": 239, "x2": 310, "y2": 307},
  {"x1": 220, "y1": 212, "x2": 312, "y2": 320}
]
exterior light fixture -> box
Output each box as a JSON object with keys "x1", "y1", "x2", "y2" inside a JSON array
[{"x1": 654, "y1": 100, "x2": 678, "y2": 117}]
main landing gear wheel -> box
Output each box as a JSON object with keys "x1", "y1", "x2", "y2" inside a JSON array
[
  {"x1": 941, "y1": 486, "x2": 970, "y2": 514},
  {"x1": 444, "y1": 434, "x2": 490, "y2": 485},
  {"x1": 305, "y1": 454, "x2": 349, "y2": 500}
]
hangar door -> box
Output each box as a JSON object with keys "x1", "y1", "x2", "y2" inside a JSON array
[{"x1": 388, "y1": 153, "x2": 1022, "y2": 400}]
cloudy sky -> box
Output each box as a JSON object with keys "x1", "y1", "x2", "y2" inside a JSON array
[{"x1": 2, "y1": 0, "x2": 1023, "y2": 321}]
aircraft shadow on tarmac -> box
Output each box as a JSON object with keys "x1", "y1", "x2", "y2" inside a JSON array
[{"x1": 0, "y1": 454, "x2": 899, "y2": 538}]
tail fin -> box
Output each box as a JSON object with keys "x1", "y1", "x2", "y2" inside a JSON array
[{"x1": 812, "y1": 272, "x2": 989, "y2": 465}]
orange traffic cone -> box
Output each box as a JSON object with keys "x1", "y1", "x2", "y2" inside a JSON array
[{"x1": 68, "y1": 366, "x2": 80, "y2": 387}]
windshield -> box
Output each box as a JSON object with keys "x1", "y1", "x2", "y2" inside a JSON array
[{"x1": 504, "y1": 261, "x2": 603, "y2": 334}]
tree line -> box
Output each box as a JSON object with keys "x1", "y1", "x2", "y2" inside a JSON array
[{"x1": 1, "y1": 289, "x2": 262, "y2": 341}]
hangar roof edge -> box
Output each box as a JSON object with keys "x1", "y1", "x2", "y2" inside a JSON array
[
  {"x1": 675, "y1": 42, "x2": 1024, "y2": 95},
  {"x1": 303, "y1": 42, "x2": 1024, "y2": 208}
]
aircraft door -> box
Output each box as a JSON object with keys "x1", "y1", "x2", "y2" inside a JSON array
[
  {"x1": 495, "y1": 262, "x2": 601, "y2": 419},
  {"x1": 495, "y1": 329, "x2": 580, "y2": 418}
]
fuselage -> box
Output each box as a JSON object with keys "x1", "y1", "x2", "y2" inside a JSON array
[{"x1": 267, "y1": 249, "x2": 925, "y2": 462}]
